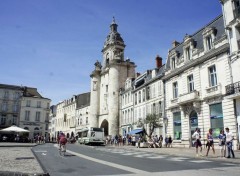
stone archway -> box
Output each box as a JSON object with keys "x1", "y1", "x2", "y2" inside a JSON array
[
  {"x1": 189, "y1": 110, "x2": 198, "y2": 147},
  {"x1": 100, "y1": 119, "x2": 109, "y2": 136}
]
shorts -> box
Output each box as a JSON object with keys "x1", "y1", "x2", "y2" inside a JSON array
[
  {"x1": 206, "y1": 141, "x2": 214, "y2": 147},
  {"x1": 195, "y1": 139, "x2": 202, "y2": 148}
]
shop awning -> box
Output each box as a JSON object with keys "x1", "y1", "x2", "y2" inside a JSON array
[{"x1": 128, "y1": 128, "x2": 143, "y2": 135}]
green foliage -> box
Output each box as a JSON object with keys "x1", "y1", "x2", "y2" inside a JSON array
[{"x1": 134, "y1": 113, "x2": 162, "y2": 138}]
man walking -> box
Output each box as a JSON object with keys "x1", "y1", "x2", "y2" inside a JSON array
[
  {"x1": 225, "y1": 127, "x2": 235, "y2": 158},
  {"x1": 192, "y1": 128, "x2": 203, "y2": 157}
]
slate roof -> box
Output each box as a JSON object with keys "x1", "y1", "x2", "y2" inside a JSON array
[
  {"x1": 166, "y1": 15, "x2": 225, "y2": 69},
  {"x1": 76, "y1": 92, "x2": 91, "y2": 109}
]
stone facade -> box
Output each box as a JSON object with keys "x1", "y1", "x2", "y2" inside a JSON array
[
  {"x1": 221, "y1": 0, "x2": 240, "y2": 149},
  {"x1": 89, "y1": 18, "x2": 136, "y2": 136},
  {"x1": 0, "y1": 84, "x2": 51, "y2": 139}
]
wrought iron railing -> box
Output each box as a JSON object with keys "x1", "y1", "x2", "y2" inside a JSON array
[{"x1": 225, "y1": 81, "x2": 240, "y2": 95}]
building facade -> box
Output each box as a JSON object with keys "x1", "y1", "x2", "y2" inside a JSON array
[
  {"x1": 0, "y1": 84, "x2": 51, "y2": 139},
  {"x1": 163, "y1": 15, "x2": 239, "y2": 149},
  {"x1": 55, "y1": 96, "x2": 77, "y2": 138},
  {"x1": 221, "y1": 0, "x2": 240, "y2": 149}
]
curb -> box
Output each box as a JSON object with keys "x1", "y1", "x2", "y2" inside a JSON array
[{"x1": 0, "y1": 171, "x2": 49, "y2": 176}]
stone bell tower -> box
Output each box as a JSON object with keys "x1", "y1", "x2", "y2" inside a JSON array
[{"x1": 90, "y1": 17, "x2": 136, "y2": 136}]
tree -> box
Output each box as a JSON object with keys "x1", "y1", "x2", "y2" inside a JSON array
[{"x1": 135, "y1": 113, "x2": 162, "y2": 138}]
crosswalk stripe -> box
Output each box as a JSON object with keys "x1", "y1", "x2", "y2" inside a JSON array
[
  {"x1": 148, "y1": 156, "x2": 166, "y2": 159},
  {"x1": 189, "y1": 160, "x2": 212, "y2": 163}
]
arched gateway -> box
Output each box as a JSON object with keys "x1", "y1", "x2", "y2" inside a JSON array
[{"x1": 100, "y1": 119, "x2": 109, "y2": 136}]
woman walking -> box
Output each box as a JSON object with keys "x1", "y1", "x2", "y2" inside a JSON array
[
  {"x1": 206, "y1": 128, "x2": 215, "y2": 157},
  {"x1": 218, "y1": 129, "x2": 226, "y2": 158}
]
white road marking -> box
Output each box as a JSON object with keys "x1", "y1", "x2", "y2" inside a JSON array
[
  {"x1": 168, "y1": 157, "x2": 189, "y2": 161},
  {"x1": 135, "y1": 154, "x2": 155, "y2": 158},
  {"x1": 34, "y1": 151, "x2": 48, "y2": 153},
  {"x1": 148, "y1": 156, "x2": 166, "y2": 159},
  {"x1": 189, "y1": 160, "x2": 212, "y2": 163},
  {"x1": 42, "y1": 153, "x2": 46, "y2": 155}
]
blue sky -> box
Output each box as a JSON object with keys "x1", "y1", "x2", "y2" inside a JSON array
[{"x1": 0, "y1": 0, "x2": 222, "y2": 105}]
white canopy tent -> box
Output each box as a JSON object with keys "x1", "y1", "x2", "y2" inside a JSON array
[{"x1": 0, "y1": 125, "x2": 30, "y2": 133}]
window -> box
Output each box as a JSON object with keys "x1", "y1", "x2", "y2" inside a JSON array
[
  {"x1": 2, "y1": 102, "x2": 8, "y2": 111},
  {"x1": 13, "y1": 115, "x2": 17, "y2": 125},
  {"x1": 209, "y1": 65, "x2": 217, "y2": 87},
  {"x1": 47, "y1": 103, "x2": 50, "y2": 108},
  {"x1": 138, "y1": 91, "x2": 141, "y2": 103},
  {"x1": 159, "y1": 101, "x2": 162, "y2": 116},
  {"x1": 1, "y1": 115, "x2": 6, "y2": 125},
  {"x1": 135, "y1": 93, "x2": 137, "y2": 105},
  {"x1": 122, "y1": 96, "x2": 125, "y2": 106},
  {"x1": 14, "y1": 92, "x2": 20, "y2": 99},
  {"x1": 26, "y1": 100, "x2": 31, "y2": 107},
  {"x1": 171, "y1": 57, "x2": 176, "y2": 69},
  {"x1": 188, "y1": 75, "x2": 194, "y2": 92},
  {"x1": 86, "y1": 117, "x2": 88, "y2": 124},
  {"x1": 4, "y1": 91, "x2": 9, "y2": 99},
  {"x1": 142, "y1": 89, "x2": 145, "y2": 102},
  {"x1": 80, "y1": 118, "x2": 82, "y2": 125},
  {"x1": 45, "y1": 113, "x2": 49, "y2": 121},
  {"x1": 37, "y1": 101, "x2": 41, "y2": 108},
  {"x1": 186, "y1": 47, "x2": 191, "y2": 60},
  {"x1": 173, "y1": 82, "x2": 178, "y2": 98},
  {"x1": 36, "y1": 112, "x2": 40, "y2": 121},
  {"x1": 146, "y1": 86, "x2": 150, "y2": 100},
  {"x1": 13, "y1": 102, "x2": 18, "y2": 112},
  {"x1": 25, "y1": 111, "x2": 30, "y2": 121},
  {"x1": 210, "y1": 103, "x2": 223, "y2": 138},
  {"x1": 173, "y1": 112, "x2": 182, "y2": 140},
  {"x1": 128, "y1": 93, "x2": 130, "y2": 103},
  {"x1": 206, "y1": 36, "x2": 213, "y2": 50},
  {"x1": 45, "y1": 124, "x2": 48, "y2": 130},
  {"x1": 106, "y1": 85, "x2": 108, "y2": 92}
]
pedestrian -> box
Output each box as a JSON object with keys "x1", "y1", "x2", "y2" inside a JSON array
[
  {"x1": 225, "y1": 127, "x2": 235, "y2": 158},
  {"x1": 158, "y1": 135, "x2": 163, "y2": 148},
  {"x1": 218, "y1": 129, "x2": 226, "y2": 158},
  {"x1": 165, "y1": 136, "x2": 169, "y2": 147},
  {"x1": 168, "y1": 135, "x2": 172, "y2": 148},
  {"x1": 206, "y1": 128, "x2": 215, "y2": 157},
  {"x1": 192, "y1": 128, "x2": 203, "y2": 157}
]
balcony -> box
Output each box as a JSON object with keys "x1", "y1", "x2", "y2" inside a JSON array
[
  {"x1": 225, "y1": 81, "x2": 240, "y2": 98},
  {"x1": 204, "y1": 84, "x2": 222, "y2": 99},
  {"x1": 178, "y1": 90, "x2": 200, "y2": 105}
]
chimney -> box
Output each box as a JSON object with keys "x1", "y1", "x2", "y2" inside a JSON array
[
  {"x1": 135, "y1": 72, "x2": 141, "y2": 78},
  {"x1": 172, "y1": 40, "x2": 180, "y2": 48},
  {"x1": 155, "y1": 55, "x2": 162, "y2": 69}
]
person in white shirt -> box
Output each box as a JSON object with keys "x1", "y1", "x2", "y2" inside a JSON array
[
  {"x1": 225, "y1": 127, "x2": 235, "y2": 158},
  {"x1": 192, "y1": 128, "x2": 203, "y2": 157}
]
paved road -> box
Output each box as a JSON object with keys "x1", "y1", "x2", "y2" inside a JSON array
[{"x1": 33, "y1": 143, "x2": 240, "y2": 176}]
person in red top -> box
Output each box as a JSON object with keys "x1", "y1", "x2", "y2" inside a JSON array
[{"x1": 59, "y1": 132, "x2": 67, "y2": 150}]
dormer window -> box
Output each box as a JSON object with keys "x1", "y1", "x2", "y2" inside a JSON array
[
  {"x1": 171, "y1": 57, "x2": 176, "y2": 69},
  {"x1": 203, "y1": 27, "x2": 216, "y2": 51},
  {"x1": 183, "y1": 34, "x2": 194, "y2": 60},
  {"x1": 185, "y1": 47, "x2": 191, "y2": 60},
  {"x1": 206, "y1": 36, "x2": 213, "y2": 50}
]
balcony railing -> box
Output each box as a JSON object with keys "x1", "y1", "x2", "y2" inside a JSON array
[
  {"x1": 226, "y1": 81, "x2": 240, "y2": 96},
  {"x1": 178, "y1": 90, "x2": 199, "y2": 105}
]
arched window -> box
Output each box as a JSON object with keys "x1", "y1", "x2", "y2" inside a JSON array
[{"x1": 34, "y1": 127, "x2": 39, "y2": 131}]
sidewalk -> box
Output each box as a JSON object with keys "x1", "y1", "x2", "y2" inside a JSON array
[
  {"x1": 0, "y1": 142, "x2": 48, "y2": 176},
  {"x1": 105, "y1": 144, "x2": 240, "y2": 164}
]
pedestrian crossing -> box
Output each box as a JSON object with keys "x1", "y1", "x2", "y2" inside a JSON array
[{"x1": 94, "y1": 148, "x2": 238, "y2": 166}]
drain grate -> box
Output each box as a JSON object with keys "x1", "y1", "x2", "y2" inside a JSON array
[{"x1": 15, "y1": 157, "x2": 35, "y2": 160}]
